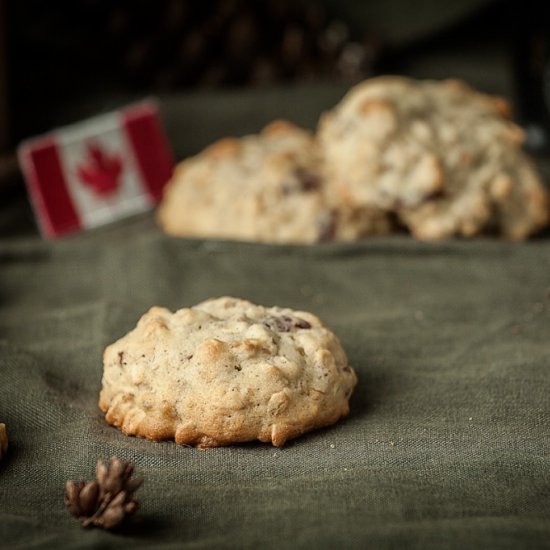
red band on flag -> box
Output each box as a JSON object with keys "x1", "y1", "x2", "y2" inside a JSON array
[
  {"x1": 19, "y1": 137, "x2": 81, "y2": 238},
  {"x1": 122, "y1": 104, "x2": 173, "y2": 202}
]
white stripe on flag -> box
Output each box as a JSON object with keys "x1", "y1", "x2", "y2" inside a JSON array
[{"x1": 55, "y1": 113, "x2": 152, "y2": 229}]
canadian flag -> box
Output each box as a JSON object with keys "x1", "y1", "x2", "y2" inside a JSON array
[{"x1": 18, "y1": 101, "x2": 174, "y2": 238}]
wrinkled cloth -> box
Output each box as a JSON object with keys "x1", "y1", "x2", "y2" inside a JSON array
[{"x1": 1, "y1": 218, "x2": 550, "y2": 548}]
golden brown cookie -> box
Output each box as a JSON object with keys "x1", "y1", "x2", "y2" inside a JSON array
[
  {"x1": 99, "y1": 297, "x2": 357, "y2": 447},
  {"x1": 318, "y1": 76, "x2": 549, "y2": 239}
]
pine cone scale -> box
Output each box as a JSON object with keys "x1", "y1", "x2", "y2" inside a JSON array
[
  {"x1": 125, "y1": 476, "x2": 144, "y2": 495},
  {"x1": 64, "y1": 481, "x2": 85, "y2": 517},
  {"x1": 78, "y1": 481, "x2": 100, "y2": 516}
]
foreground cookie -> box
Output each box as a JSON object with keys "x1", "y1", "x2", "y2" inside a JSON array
[
  {"x1": 318, "y1": 76, "x2": 549, "y2": 239},
  {"x1": 99, "y1": 297, "x2": 357, "y2": 447},
  {"x1": 157, "y1": 120, "x2": 391, "y2": 243}
]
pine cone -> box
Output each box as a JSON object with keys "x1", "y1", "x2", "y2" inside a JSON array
[
  {"x1": 0, "y1": 423, "x2": 7, "y2": 460},
  {"x1": 65, "y1": 456, "x2": 143, "y2": 529}
]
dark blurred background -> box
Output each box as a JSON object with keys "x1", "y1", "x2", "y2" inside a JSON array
[{"x1": 1, "y1": 0, "x2": 549, "y2": 234}]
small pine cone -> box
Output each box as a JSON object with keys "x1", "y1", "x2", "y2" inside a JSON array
[
  {"x1": 65, "y1": 457, "x2": 143, "y2": 529},
  {"x1": 0, "y1": 424, "x2": 7, "y2": 459}
]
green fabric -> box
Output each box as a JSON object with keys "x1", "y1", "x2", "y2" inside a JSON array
[{"x1": 1, "y1": 219, "x2": 550, "y2": 548}]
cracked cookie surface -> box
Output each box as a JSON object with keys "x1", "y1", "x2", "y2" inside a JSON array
[{"x1": 99, "y1": 297, "x2": 357, "y2": 447}]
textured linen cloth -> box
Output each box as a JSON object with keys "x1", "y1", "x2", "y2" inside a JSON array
[
  {"x1": 2, "y1": 68, "x2": 550, "y2": 548},
  {"x1": 1, "y1": 219, "x2": 550, "y2": 549}
]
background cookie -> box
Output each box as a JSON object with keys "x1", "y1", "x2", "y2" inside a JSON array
[
  {"x1": 158, "y1": 121, "x2": 327, "y2": 243},
  {"x1": 318, "y1": 76, "x2": 549, "y2": 239},
  {"x1": 99, "y1": 297, "x2": 357, "y2": 448},
  {"x1": 157, "y1": 120, "x2": 391, "y2": 243}
]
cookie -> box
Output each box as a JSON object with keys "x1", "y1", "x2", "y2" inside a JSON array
[
  {"x1": 0, "y1": 423, "x2": 7, "y2": 460},
  {"x1": 99, "y1": 297, "x2": 357, "y2": 448},
  {"x1": 318, "y1": 76, "x2": 549, "y2": 239},
  {"x1": 157, "y1": 120, "x2": 391, "y2": 243}
]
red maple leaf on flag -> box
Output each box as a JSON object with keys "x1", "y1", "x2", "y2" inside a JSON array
[{"x1": 77, "y1": 142, "x2": 123, "y2": 196}]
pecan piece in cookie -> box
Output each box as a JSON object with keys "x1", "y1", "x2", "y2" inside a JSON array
[{"x1": 263, "y1": 315, "x2": 311, "y2": 332}]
